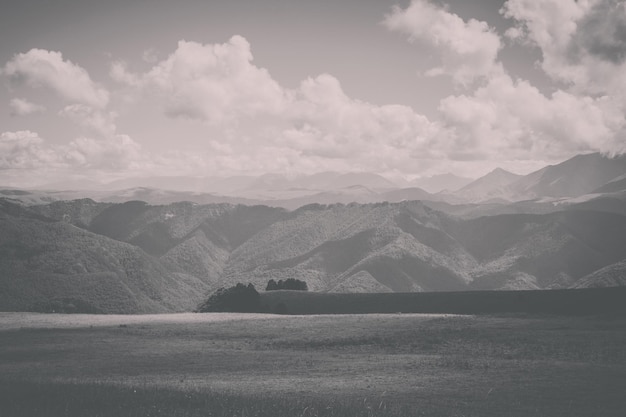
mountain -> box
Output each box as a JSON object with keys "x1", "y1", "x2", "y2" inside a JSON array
[
  {"x1": 410, "y1": 173, "x2": 473, "y2": 193},
  {"x1": 11, "y1": 153, "x2": 626, "y2": 208},
  {"x1": 3, "y1": 183, "x2": 626, "y2": 313},
  {"x1": 510, "y1": 153, "x2": 626, "y2": 199},
  {"x1": 571, "y1": 259, "x2": 626, "y2": 288},
  {"x1": 0, "y1": 200, "x2": 211, "y2": 313},
  {"x1": 220, "y1": 203, "x2": 626, "y2": 292},
  {"x1": 380, "y1": 187, "x2": 434, "y2": 203},
  {"x1": 592, "y1": 174, "x2": 626, "y2": 194},
  {"x1": 456, "y1": 168, "x2": 522, "y2": 202}
]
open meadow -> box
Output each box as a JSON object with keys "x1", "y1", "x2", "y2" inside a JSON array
[{"x1": 1, "y1": 312, "x2": 625, "y2": 417}]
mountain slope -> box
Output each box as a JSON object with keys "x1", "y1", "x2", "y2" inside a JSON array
[
  {"x1": 0, "y1": 200, "x2": 209, "y2": 313},
  {"x1": 456, "y1": 168, "x2": 522, "y2": 202},
  {"x1": 3, "y1": 197, "x2": 626, "y2": 313},
  {"x1": 511, "y1": 153, "x2": 626, "y2": 199},
  {"x1": 410, "y1": 173, "x2": 473, "y2": 193},
  {"x1": 571, "y1": 258, "x2": 626, "y2": 288},
  {"x1": 220, "y1": 203, "x2": 626, "y2": 293}
]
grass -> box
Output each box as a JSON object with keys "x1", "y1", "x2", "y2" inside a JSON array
[{"x1": 1, "y1": 312, "x2": 625, "y2": 416}]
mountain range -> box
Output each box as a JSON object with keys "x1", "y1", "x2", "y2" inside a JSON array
[
  {"x1": 4, "y1": 153, "x2": 626, "y2": 210},
  {"x1": 2, "y1": 152, "x2": 626, "y2": 313}
]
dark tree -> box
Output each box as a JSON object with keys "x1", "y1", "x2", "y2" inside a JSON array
[
  {"x1": 265, "y1": 278, "x2": 308, "y2": 291},
  {"x1": 196, "y1": 283, "x2": 261, "y2": 313}
]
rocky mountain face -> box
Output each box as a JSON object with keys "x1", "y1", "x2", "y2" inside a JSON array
[{"x1": 2, "y1": 195, "x2": 626, "y2": 313}]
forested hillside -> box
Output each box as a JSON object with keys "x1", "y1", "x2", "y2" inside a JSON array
[{"x1": 2, "y1": 197, "x2": 626, "y2": 313}]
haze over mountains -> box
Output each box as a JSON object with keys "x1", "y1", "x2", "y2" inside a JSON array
[
  {"x1": 2, "y1": 152, "x2": 626, "y2": 314},
  {"x1": 5, "y1": 152, "x2": 626, "y2": 209}
]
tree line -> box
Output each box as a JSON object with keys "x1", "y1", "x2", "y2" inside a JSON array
[
  {"x1": 265, "y1": 278, "x2": 308, "y2": 291},
  {"x1": 196, "y1": 279, "x2": 308, "y2": 313}
]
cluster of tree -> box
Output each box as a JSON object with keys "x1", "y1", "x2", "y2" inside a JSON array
[
  {"x1": 265, "y1": 278, "x2": 308, "y2": 291},
  {"x1": 196, "y1": 283, "x2": 260, "y2": 313}
]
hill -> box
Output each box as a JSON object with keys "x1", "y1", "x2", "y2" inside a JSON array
[
  {"x1": 219, "y1": 201, "x2": 626, "y2": 293},
  {"x1": 571, "y1": 258, "x2": 626, "y2": 288},
  {"x1": 3, "y1": 197, "x2": 626, "y2": 313},
  {"x1": 0, "y1": 200, "x2": 209, "y2": 313}
]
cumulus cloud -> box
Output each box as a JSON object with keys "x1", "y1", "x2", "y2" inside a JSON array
[
  {"x1": 142, "y1": 48, "x2": 159, "y2": 64},
  {"x1": 9, "y1": 98, "x2": 46, "y2": 116},
  {"x1": 439, "y1": 74, "x2": 626, "y2": 160},
  {"x1": 111, "y1": 36, "x2": 287, "y2": 124},
  {"x1": 0, "y1": 130, "x2": 59, "y2": 169},
  {"x1": 0, "y1": 129, "x2": 146, "y2": 176},
  {"x1": 59, "y1": 104, "x2": 117, "y2": 138},
  {"x1": 107, "y1": 36, "x2": 449, "y2": 175},
  {"x1": 3, "y1": 49, "x2": 109, "y2": 108},
  {"x1": 383, "y1": 0, "x2": 503, "y2": 86},
  {"x1": 281, "y1": 74, "x2": 443, "y2": 168},
  {"x1": 501, "y1": 0, "x2": 626, "y2": 96},
  {"x1": 63, "y1": 135, "x2": 145, "y2": 170}
]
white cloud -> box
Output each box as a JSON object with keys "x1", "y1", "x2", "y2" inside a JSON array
[
  {"x1": 439, "y1": 74, "x2": 626, "y2": 160},
  {"x1": 0, "y1": 131, "x2": 59, "y2": 169},
  {"x1": 501, "y1": 0, "x2": 626, "y2": 97},
  {"x1": 0, "y1": 129, "x2": 146, "y2": 175},
  {"x1": 142, "y1": 48, "x2": 159, "y2": 64},
  {"x1": 3, "y1": 49, "x2": 109, "y2": 108},
  {"x1": 9, "y1": 98, "x2": 46, "y2": 116},
  {"x1": 59, "y1": 104, "x2": 117, "y2": 138},
  {"x1": 281, "y1": 74, "x2": 443, "y2": 170},
  {"x1": 63, "y1": 135, "x2": 145, "y2": 170},
  {"x1": 111, "y1": 36, "x2": 287, "y2": 124},
  {"x1": 383, "y1": 0, "x2": 503, "y2": 86},
  {"x1": 108, "y1": 37, "x2": 448, "y2": 176}
]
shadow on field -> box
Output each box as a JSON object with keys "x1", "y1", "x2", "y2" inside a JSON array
[{"x1": 259, "y1": 287, "x2": 626, "y2": 315}]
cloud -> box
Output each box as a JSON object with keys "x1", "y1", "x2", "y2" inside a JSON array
[
  {"x1": 438, "y1": 73, "x2": 626, "y2": 160},
  {"x1": 281, "y1": 74, "x2": 443, "y2": 169},
  {"x1": 0, "y1": 131, "x2": 58, "y2": 169},
  {"x1": 0, "y1": 128, "x2": 146, "y2": 175},
  {"x1": 64, "y1": 135, "x2": 145, "y2": 170},
  {"x1": 142, "y1": 48, "x2": 159, "y2": 64},
  {"x1": 3, "y1": 49, "x2": 109, "y2": 108},
  {"x1": 9, "y1": 98, "x2": 46, "y2": 116},
  {"x1": 108, "y1": 37, "x2": 449, "y2": 175},
  {"x1": 573, "y1": 0, "x2": 626, "y2": 65},
  {"x1": 111, "y1": 36, "x2": 287, "y2": 124},
  {"x1": 59, "y1": 104, "x2": 117, "y2": 138},
  {"x1": 383, "y1": 0, "x2": 503, "y2": 86},
  {"x1": 501, "y1": 0, "x2": 626, "y2": 96}
]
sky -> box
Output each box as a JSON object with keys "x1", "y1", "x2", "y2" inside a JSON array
[{"x1": 1, "y1": 0, "x2": 626, "y2": 187}]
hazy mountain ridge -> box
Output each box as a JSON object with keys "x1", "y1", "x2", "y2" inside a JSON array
[
  {"x1": 456, "y1": 168, "x2": 522, "y2": 202},
  {"x1": 6, "y1": 153, "x2": 626, "y2": 210}
]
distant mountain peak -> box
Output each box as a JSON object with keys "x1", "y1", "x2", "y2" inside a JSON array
[
  {"x1": 456, "y1": 168, "x2": 522, "y2": 202},
  {"x1": 488, "y1": 167, "x2": 515, "y2": 175},
  {"x1": 409, "y1": 173, "x2": 473, "y2": 193}
]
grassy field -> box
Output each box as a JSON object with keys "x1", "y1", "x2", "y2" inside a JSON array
[{"x1": 1, "y1": 312, "x2": 625, "y2": 416}]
